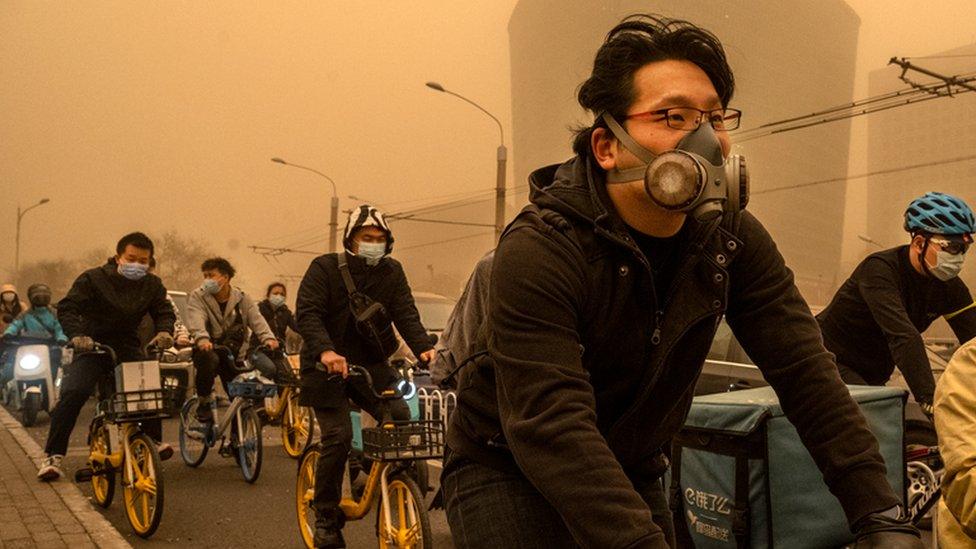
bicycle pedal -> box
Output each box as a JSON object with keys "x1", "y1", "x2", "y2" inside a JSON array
[{"x1": 74, "y1": 468, "x2": 94, "y2": 482}]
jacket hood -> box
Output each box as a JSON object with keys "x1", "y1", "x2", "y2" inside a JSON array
[
  {"x1": 0, "y1": 283, "x2": 18, "y2": 296},
  {"x1": 528, "y1": 156, "x2": 641, "y2": 241}
]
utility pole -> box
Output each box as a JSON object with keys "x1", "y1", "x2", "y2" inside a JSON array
[{"x1": 14, "y1": 198, "x2": 51, "y2": 285}]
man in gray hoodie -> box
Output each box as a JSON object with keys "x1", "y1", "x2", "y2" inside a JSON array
[{"x1": 185, "y1": 257, "x2": 278, "y2": 422}]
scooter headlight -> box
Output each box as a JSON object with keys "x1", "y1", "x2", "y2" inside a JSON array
[{"x1": 19, "y1": 354, "x2": 41, "y2": 371}]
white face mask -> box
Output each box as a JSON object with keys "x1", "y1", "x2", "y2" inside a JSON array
[
  {"x1": 926, "y1": 250, "x2": 965, "y2": 281},
  {"x1": 357, "y1": 241, "x2": 387, "y2": 266},
  {"x1": 1, "y1": 293, "x2": 14, "y2": 303}
]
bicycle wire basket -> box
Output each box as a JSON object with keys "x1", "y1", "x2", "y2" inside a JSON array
[
  {"x1": 105, "y1": 389, "x2": 170, "y2": 423},
  {"x1": 362, "y1": 420, "x2": 444, "y2": 462},
  {"x1": 227, "y1": 380, "x2": 278, "y2": 400}
]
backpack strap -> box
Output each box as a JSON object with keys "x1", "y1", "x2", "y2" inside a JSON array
[{"x1": 337, "y1": 253, "x2": 358, "y2": 297}]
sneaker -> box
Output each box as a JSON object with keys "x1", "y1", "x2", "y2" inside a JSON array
[
  {"x1": 37, "y1": 455, "x2": 64, "y2": 482},
  {"x1": 195, "y1": 402, "x2": 214, "y2": 424},
  {"x1": 156, "y1": 442, "x2": 174, "y2": 461},
  {"x1": 313, "y1": 526, "x2": 345, "y2": 549}
]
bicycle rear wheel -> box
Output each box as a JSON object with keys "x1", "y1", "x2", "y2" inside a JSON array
[
  {"x1": 378, "y1": 472, "x2": 431, "y2": 548},
  {"x1": 123, "y1": 432, "x2": 165, "y2": 538},
  {"x1": 88, "y1": 417, "x2": 115, "y2": 508},
  {"x1": 282, "y1": 395, "x2": 314, "y2": 458},
  {"x1": 179, "y1": 397, "x2": 209, "y2": 467},
  {"x1": 238, "y1": 405, "x2": 263, "y2": 483},
  {"x1": 296, "y1": 445, "x2": 321, "y2": 549}
]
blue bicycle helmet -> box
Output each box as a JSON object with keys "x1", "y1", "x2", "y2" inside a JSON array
[{"x1": 904, "y1": 192, "x2": 975, "y2": 235}]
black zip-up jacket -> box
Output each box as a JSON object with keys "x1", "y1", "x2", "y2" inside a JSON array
[
  {"x1": 447, "y1": 157, "x2": 900, "y2": 548},
  {"x1": 817, "y1": 246, "x2": 976, "y2": 404},
  {"x1": 295, "y1": 252, "x2": 433, "y2": 408},
  {"x1": 58, "y1": 261, "x2": 175, "y2": 362},
  {"x1": 248, "y1": 299, "x2": 298, "y2": 347}
]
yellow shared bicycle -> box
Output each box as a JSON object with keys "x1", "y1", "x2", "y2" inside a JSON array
[
  {"x1": 296, "y1": 364, "x2": 443, "y2": 548},
  {"x1": 260, "y1": 350, "x2": 315, "y2": 458},
  {"x1": 74, "y1": 343, "x2": 167, "y2": 538}
]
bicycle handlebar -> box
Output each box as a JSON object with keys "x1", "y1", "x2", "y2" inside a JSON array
[{"x1": 318, "y1": 363, "x2": 414, "y2": 401}]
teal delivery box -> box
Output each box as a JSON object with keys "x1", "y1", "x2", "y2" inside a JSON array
[{"x1": 670, "y1": 385, "x2": 905, "y2": 548}]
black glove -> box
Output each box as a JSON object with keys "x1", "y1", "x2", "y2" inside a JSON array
[
  {"x1": 149, "y1": 332, "x2": 174, "y2": 350},
  {"x1": 70, "y1": 335, "x2": 94, "y2": 353},
  {"x1": 852, "y1": 507, "x2": 923, "y2": 549}
]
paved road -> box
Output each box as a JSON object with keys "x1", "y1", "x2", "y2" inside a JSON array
[{"x1": 5, "y1": 399, "x2": 454, "y2": 548}]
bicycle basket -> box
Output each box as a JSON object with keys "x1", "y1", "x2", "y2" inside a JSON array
[
  {"x1": 106, "y1": 389, "x2": 170, "y2": 422},
  {"x1": 227, "y1": 380, "x2": 278, "y2": 400},
  {"x1": 362, "y1": 420, "x2": 444, "y2": 462}
]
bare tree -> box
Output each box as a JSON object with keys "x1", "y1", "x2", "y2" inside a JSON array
[{"x1": 152, "y1": 231, "x2": 214, "y2": 293}]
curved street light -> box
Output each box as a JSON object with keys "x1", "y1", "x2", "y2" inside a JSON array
[
  {"x1": 15, "y1": 198, "x2": 51, "y2": 284},
  {"x1": 426, "y1": 81, "x2": 507, "y2": 241},
  {"x1": 271, "y1": 157, "x2": 340, "y2": 253}
]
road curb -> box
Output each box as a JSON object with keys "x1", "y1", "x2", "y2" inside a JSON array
[{"x1": 0, "y1": 404, "x2": 132, "y2": 549}]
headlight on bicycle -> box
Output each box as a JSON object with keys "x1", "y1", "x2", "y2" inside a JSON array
[
  {"x1": 396, "y1": 379, "x2": 416, "y2": 400},
  {"x1": 19, "y1": 354, "x2": 41, "y2": 371}
]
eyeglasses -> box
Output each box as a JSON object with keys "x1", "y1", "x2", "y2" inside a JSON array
[
  {"x1": 625, "y1": 107, "x2": 742, "y2": 131},
  {"x1": 929, "y1": 237, "x2": 971, "y2": 255}
]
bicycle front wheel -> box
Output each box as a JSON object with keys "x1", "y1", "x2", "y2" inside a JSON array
[
  {"x1": 179, "y1": 397, "x2": 209, "y2": 467},
  {"x1": 88, "y1": 417, "x2": 115, "y2": 508},
  {"x1": 296, "y1": 445, "x2": 321, "y2": 549},
  {"x1": 238, "y1": 405, "x2": 263, "y2": 483},
  {"x1": 281, "y1": 396, "x2": 314, "y2": 458},
  {"x1": 378, "y1": 473, "x2": 431, "y2": 549},
  {"x1": 123, "y1": 432, "x2": 164, "y2": 538}
]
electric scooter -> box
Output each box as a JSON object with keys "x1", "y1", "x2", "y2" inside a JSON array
[{"x1": 2, "y1": 335, "x2": 66, "y2": 426}]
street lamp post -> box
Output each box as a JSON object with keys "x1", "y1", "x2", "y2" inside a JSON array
[
  {"x1": 15, "y1": 198, "x2": 51, "y2": 285},
  {"x1": 426, "y1": 81, "x2": 507, "y2": 242},
  {"x1": 271, "y1": 157, "x2": 340, "y2": 253}
]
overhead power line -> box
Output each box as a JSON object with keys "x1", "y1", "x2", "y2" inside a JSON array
[{"x1": 754, "y1": 153, "x2": 976, "y2": 196}]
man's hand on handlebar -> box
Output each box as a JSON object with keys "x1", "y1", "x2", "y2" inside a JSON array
[
  {"x1": 319, "y1": 350, "x2": 348, "y2": 378},
  {"x1": 70, "y1": 335, "x2": 94, "y2": 352},
  {"x1": 196, "y1": 338, "x2": 213, "y2": 352},
  {"x1": 418, "y1": 349, "x2": 436, "y2": 364},
  {"x1": 263, "y1": 338, "x2": 280, "y2": 351}
]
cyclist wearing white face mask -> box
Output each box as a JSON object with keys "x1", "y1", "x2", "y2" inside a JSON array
[
  {"x1": 818, "y1": 192, "x2": 976, "y2": 416},
  {"x1": 295, "y1": 204, "x2": 435, "y2": 548}
]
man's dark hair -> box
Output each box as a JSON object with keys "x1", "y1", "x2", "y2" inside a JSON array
[
  {"x1": 201, "y1": 257, "x2": 236, "y2": 279},
  {"x1": 572, "y1": 14, "x2": 735, "y2": 158},
  {"x1": 266, "y1": 282, "x2": 286, "y2": 297},
  {"x1": 116, "y1": 232, "x2": 155, "y2": 257}
]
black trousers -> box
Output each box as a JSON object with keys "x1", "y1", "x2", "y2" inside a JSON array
[
  {"x1": 45, "y1": 353, "x2": 163, "y2": 456},
  {"x1": 312, "y1": 363, "x2": 410, "y2": 528},
  {"x1": 193, "y1": 347, "x2": 239, "y2": 398}
]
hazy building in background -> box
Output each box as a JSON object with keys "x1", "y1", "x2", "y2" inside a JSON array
[
  {"x1": 865, "y1": 44, "x2": 976, "y2": 301},
  {"x1": 507, "y1": 0, "x2": 861, "y2": 305}
]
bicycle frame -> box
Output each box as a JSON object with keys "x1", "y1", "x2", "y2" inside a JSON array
[
  {"x1": 206, "y1": 396, "x2": 250, "y2": 446},
  {"x1": 89, "y1": 421, "x2": 152, "y2": 496}
]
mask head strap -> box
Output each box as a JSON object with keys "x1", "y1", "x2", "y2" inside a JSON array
[{"x1": 600, "y1": 113, "x2": 657, "y2": 183}]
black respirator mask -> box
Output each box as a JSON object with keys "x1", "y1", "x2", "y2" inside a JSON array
[{"x1": 602, "y1": 113, "x2": 749, "y2": 221}]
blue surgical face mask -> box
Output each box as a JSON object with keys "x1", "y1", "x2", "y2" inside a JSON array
[
  {"x1": 927, "y1": 250, "x2": 965, "y2": 281},
  {"x1": 118, "y1": 262, "x2": 149, "y2": 281},
  {"x1": 268, "y1": 294, "x2": 286, "y2": 308},
  {"x1": 357, "y1": 241, "x2": 387, "y2": 266},
  {"x1": 202, "y1": 278, "x2": 222, "y2": 295}
]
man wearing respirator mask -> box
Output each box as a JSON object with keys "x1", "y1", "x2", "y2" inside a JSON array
[
  {"x1": 442, "y1": 14, "x2": 919, "y2": 549},
  {"x1": 295, "y1": 204, "x2": 435, "y2": 548},
  {"x1": 818, "y1": 192, "x2": 976, "y2": 418}
]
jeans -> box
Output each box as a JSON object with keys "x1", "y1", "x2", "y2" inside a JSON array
[
  {"x1": 442, "y1": 454, "x2": 676, "y2": 548},
  {"x1": 311, "y1": 363, "x2": 411, "y2": 529},
  {"x1": 193, "y1": 347, "x2": 239, "y2": 398},
  {"x1": 45, "y1": 353, "x2": 162, "y2": 456}
]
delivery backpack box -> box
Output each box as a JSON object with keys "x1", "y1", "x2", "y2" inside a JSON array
[{"x1": 669, "y1": 385, "x2": 906, "y2": 548}]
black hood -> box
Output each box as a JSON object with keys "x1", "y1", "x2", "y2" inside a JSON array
[{"x1": 528, "y1": 156, "x2": 664, "y2": 245}]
